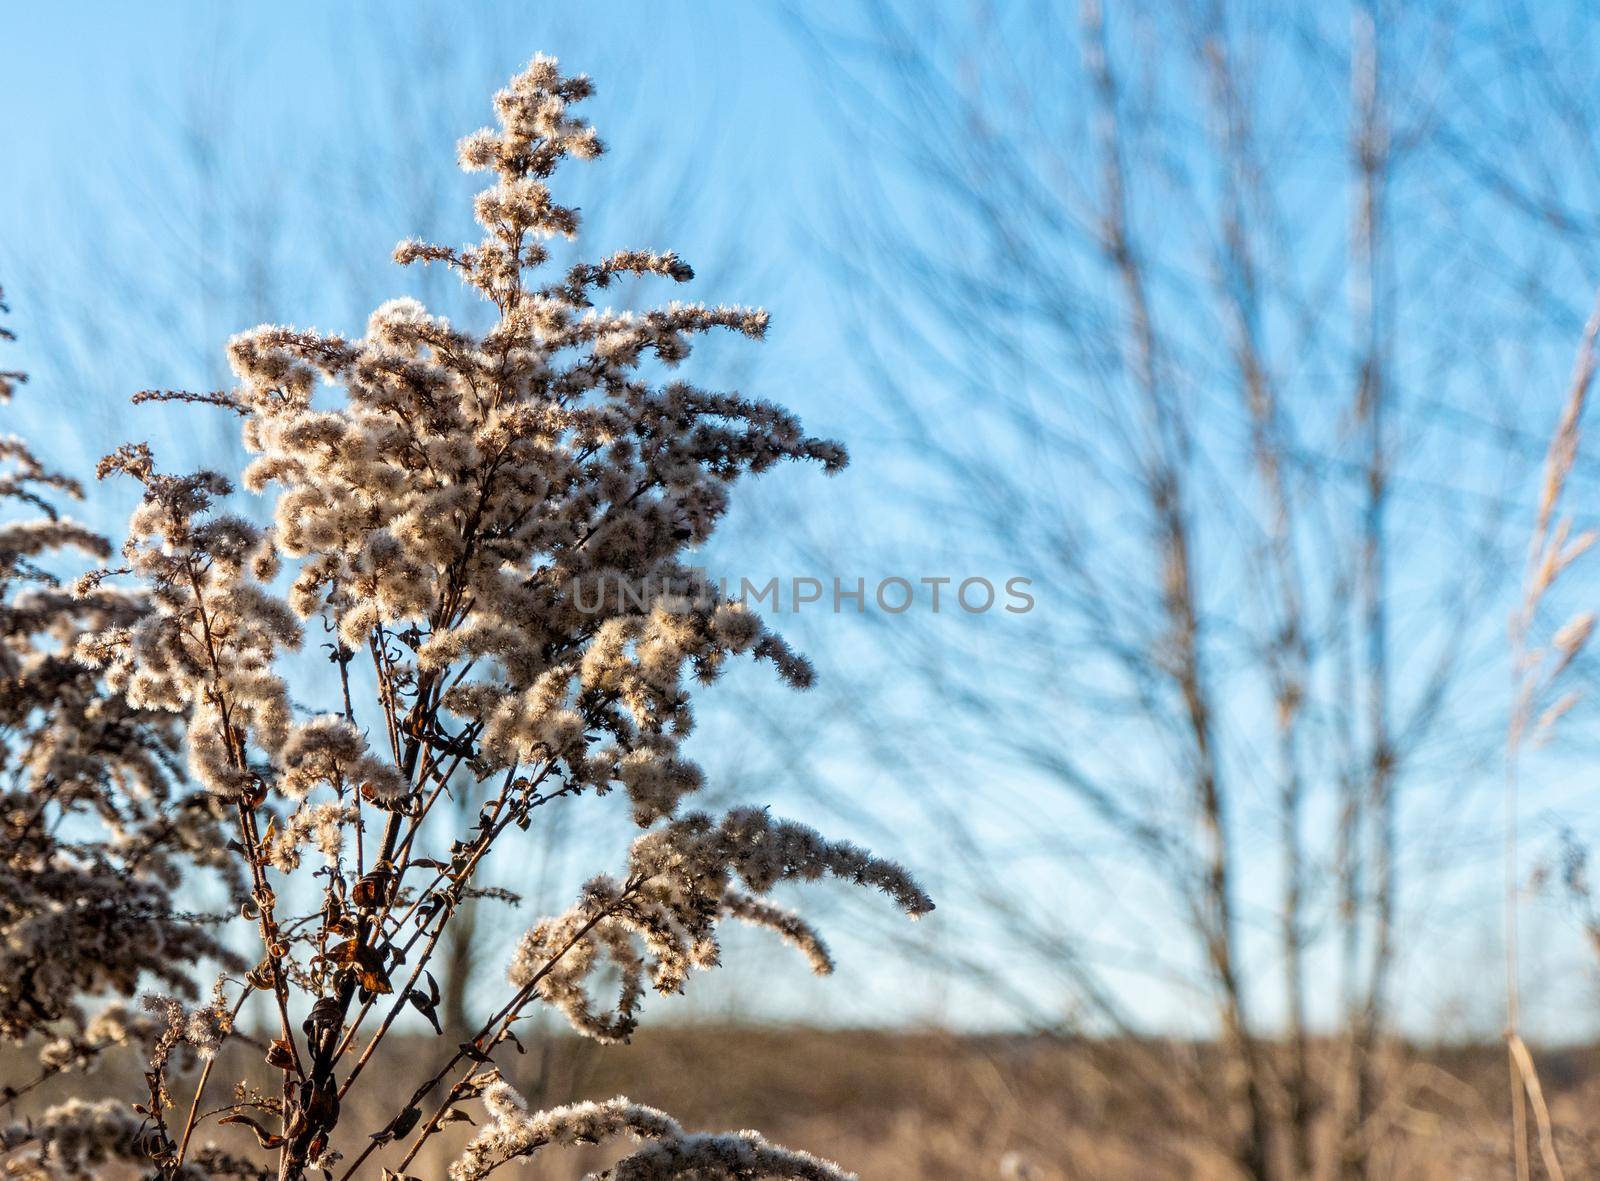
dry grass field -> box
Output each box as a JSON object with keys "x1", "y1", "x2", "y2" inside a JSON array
[{"x1": 8, "y1": 1028, "x2": 1597, "y2": 1180}]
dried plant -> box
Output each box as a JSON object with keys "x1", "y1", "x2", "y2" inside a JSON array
[
  {"x1": 1501, "y1": 290, "x2": 1600, "y2": 1181},
  {"x1": 0, "y1": 285, "x2": 242, "y2": 1106},
  {"x1": 0, "y1": 57, "x2": 929, "y2": 1181}
]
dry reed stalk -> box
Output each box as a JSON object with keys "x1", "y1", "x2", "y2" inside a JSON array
[{"x1": 1503, "y1": 284, "x2": 1600, "y2": 1181}]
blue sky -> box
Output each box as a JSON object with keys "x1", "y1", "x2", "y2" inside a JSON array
[{"x1": 6, "y1": 1, "x2": 1600, "y2": 1040}]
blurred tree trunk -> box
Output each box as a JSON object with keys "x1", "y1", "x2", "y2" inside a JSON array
[
  {"x1": 1340, "y1": 11, "x2": 1394, "y2": 1176},
  {"x1": 439, "y1": 890, "x2": 480, "y2": 1040},
  {"x1": 1082, "y1": 3, "x2": 1275, "y2": 1172}
]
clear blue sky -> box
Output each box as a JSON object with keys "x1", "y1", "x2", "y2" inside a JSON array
[{"x1": 5, "y1": 1, "x2": 1600, "y2": 1040}]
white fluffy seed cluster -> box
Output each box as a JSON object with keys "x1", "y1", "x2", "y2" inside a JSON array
[
  {"x1": 35, "y1": 1002, "x2": 164, "y2": 1074},
  {"x1": 261, "y1": 800, "x2": 358, "y2": 871},
  {"x1": 601, "y1": 1131, "x2": 858, "y2": 1181},
  {"x1": 450, "y1": 1083, "x2": 680, "y2": 1181},
  {"x1": 509, "y1": 807, "x2": 933, "y2": 1042},
  {"x1": 75, "y1": 452, "x2": 302, "y2": 802},
  {"x1": 278, "y1": 716, "x2": 405, "y2": 802},
  {"x1": 141, "y1": 991, "x2": 232, "y2": 1064},
  {"x1": 450, "y1": 1080, "x2": 856, "y2": 1181},
  {"x1": 0, "y1": 1098, "x2": 146, "y2": 1178},
  {"x1": 203, "y1": 49, "x2": 843, "y2": 832}
]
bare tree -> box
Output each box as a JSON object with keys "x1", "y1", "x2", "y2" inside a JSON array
[{"x1": 767, "y1": 2, "x2": 1600, "y2": 1177}]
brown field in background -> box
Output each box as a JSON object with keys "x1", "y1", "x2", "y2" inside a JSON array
[{"x1": 8, "y1": 1028, "x2": 1598, "y2": 1180}]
